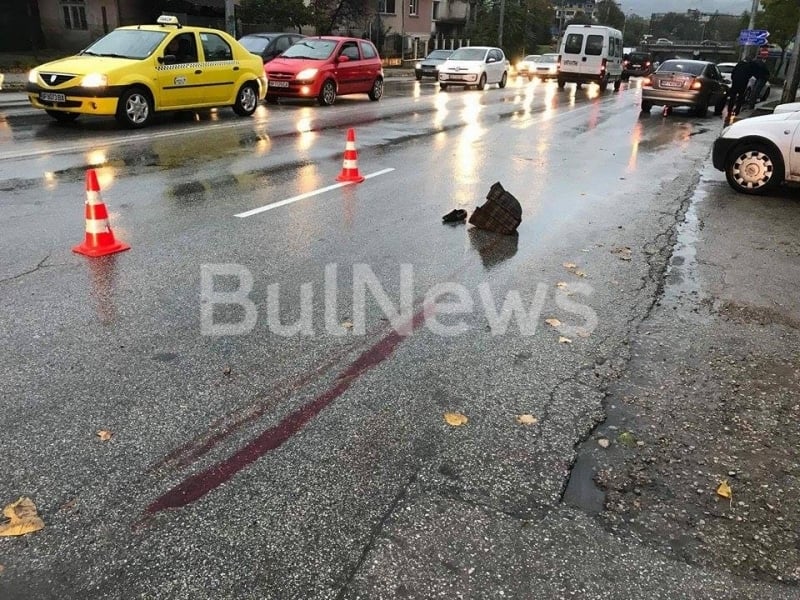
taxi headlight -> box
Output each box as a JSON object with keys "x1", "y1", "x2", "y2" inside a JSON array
[
  {"x1": 28, "y1": 70, "x2": 38, "y2": 83},
  {"x1": 296, "y1": 68, "x2": 318, "y2": 81},
  {"x1": 82, "y1": 73, "x2": 108, "y2": 88}
]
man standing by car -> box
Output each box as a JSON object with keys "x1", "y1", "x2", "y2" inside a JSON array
[
  {"x1": 726, "y1": 58, "x2": 753, "y2": 120},
  {"x1": 748, "y1": 58, "x2": 770, "y2": 108}
]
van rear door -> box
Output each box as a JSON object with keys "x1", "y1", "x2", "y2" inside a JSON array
[
  {"x1": 582, "y1": 32, "x2": 605, "y2": 77},
  {"x1": 561, "y1": 32, "x2": 584, "y2": 72}
]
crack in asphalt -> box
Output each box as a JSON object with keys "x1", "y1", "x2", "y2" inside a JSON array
[
  {"x1": 0, "y1": 254, "x2": 51, "y2": 284},
  {"x1": 334, "y1": 467, "x2": 421, "y2": 600},
  {"x1": 561, "y1": 168, "x2": 703, "y2": 509}
]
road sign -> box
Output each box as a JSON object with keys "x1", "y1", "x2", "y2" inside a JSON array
[{"x1": 739, "y1": 29, "x2": 769, "y2": 46}]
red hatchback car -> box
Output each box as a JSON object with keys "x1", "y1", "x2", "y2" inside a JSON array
[{"x1": 264, "y1": 36, "x2": 384, "y2": 106}]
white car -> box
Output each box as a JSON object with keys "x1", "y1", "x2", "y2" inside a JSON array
[
  {"x1": 438, "y1": 46, "x2": 509, "y2": 91},
  {"x1": 712, "y1": 104, "x2": 800, "y2": 194}
]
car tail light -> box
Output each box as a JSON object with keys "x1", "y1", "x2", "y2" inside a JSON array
[
  {"x1": 642, "y1": 77, "x2": 652, "y2": 87},
  {"x1": 623, "y1": 60, "x2": 629, "y2": 67},
  {"x1": 644, "y1": 61, "x2": 650, "y2": 66},
  {"x1": 690, "y1": 80, "x2": 702, "y2": 90},
  {"x1": 601, "y1": 58, "x2": 607, "y2": 73}
]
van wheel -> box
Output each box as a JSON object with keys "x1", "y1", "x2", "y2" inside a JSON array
[
  {"x1": 613, "y1": 78, "x2": 621, "y2": 91},
  {"x1": 440, "y1": 83, "x2": 448, "y2": 91},
  {"x1": 557, "y1": 78, "x2": 565, "y2": 89},
  {"x1": 599, "y1": 77, "x2": 608, "y2": 92}
]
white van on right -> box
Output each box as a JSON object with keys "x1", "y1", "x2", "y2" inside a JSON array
[{"x1": 557, "y1": 24, "x2": 623, "y2": 92}]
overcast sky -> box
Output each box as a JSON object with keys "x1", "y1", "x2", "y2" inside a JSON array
[{"x1": 620, "y1": 1, "x2": 753, "y2": 17}]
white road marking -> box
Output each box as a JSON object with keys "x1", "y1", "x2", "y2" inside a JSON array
[{"x1": 235, "y1": 168, "x2": 395, "y2": 218}]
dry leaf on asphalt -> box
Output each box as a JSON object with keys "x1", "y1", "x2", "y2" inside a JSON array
[
  {"x1": 716, "y1": 480, "x2": 732, "y2": 499},
  {"x1": 0, "y1": 497, "x2": 45, "y2": 537},
  {"x1": 443, "y1": 412, "x2": 469, "y2": 427},
  {"x1": 545, "y1": 318, "x2": 562, "y2": 328},
  {"x1": 97, "y1": 430, "x2": 113, "y2": 441},
  {"x1": 573, "y1": 270, "x2": 587, "y2": 277},
  {"x1": 341, "y1": 321, "x2": 354, "y2": 329},
  {"x1": 598, "y1": 438, "x2": 610, "y2": 448},
  {"x1": 558, "y1": 336, "x2": 572, "y2": 344},
  {"x1": 563, "y1": 262, "x2": 577, "y2": 269},
  {"x1": 516, "y1": 414, "x2": 538, "y2": 426},
  {"x1": 556, "y1": 282, "x2": 569, "y2": 289}
]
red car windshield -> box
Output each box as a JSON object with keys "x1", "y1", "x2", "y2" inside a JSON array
[{"x1": 282, "y1": 39, "x2": 337, "y2": 60}]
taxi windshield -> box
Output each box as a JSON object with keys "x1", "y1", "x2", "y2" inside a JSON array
[
  {"x1": 282, "y1": 39, "x2": 336, "y2": 60},
  {"x1": 81, "y1": 29, "x2": 167, "y2": 60}
]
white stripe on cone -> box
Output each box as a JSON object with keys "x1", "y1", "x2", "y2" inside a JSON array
[
  {"x1": 85, "y1": 190, "x2": 101, "y2": 205},
  {"x1": 85, "y1": 219, "x2": 111, "y2": 234},
  {"x1": 342, "y1": 159, "x2": 358, "y2": 169}
]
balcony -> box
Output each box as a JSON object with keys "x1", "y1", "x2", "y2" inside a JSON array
[{"x1": 436, "y1": 0, "x2": 469, "y2": 22}]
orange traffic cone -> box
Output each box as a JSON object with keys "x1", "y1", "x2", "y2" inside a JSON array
[
  {"x1": 336, "y1": 128, "x2": 365, "y2": 183},
  {"x1": 72, "y1": 169, "x2": 130, "y2": 258}
]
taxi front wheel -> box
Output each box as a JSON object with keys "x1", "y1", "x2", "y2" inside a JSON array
[
  {"x1": 233, "y1": 82, "x2": 259, "y2": 116},
  {"x1": 116, "y1": 87, "x2": 152, "y2": 128}
]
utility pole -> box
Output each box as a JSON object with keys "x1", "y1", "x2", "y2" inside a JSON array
[
  {"x1": 499, "y1": 0, "x2": 506, "y2": 47},
  {"x1": 741, "y1": 0, "x2": 760, "y2": 59},
  {"x1": 225, "y1": 0, "x2": 235, "y2": 37},
  {"x1": 780, "y1": 11, "x2": 800, "y2": 104}
]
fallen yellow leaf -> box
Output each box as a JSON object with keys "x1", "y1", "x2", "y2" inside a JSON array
[
  {"x1": 97, "y1": 430, "x2": 113, "y2": 442},
  {"x1": 556, "y1": 282, "x2": 568, "y2": 289},
  {"x1": 0, "y1": 497, "x2": 45, "y2": 537},
  {"x1": 516, "y1": 414, "x2": 538, "y2": 426},
  {"x1": 558, "y1": 336, "x2": 572, "y2": 344},
  {"x1": 716, "y1": 480, "x2": 732, "y2": 499},
  {"x1": 545, "y1": 318, "x2": 561, "y2": 328},
  {"x1": 341, "y1": 321, "x2": 353, "y2": 329},
  {"x1": 573, "y1": 270, "x2": 587, "y2": 278},
  {"x1": 444, "y1": 412, "x2": 469, "y2": 427},
  {"x1": 563, "y1": 262, "x2": 577, "y2": 270}
]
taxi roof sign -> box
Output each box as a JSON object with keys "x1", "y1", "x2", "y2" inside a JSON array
[{"x1": 157, "y1": 15, "x2": 181, "y2": 27}]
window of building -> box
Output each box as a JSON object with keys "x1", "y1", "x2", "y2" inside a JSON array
[
  {"x1": 61, "y1": 1, "x2": 87, "y2": 30},
  {"x1": 432, "y1": 1, "x2": 440, "y2": 20},
  {"x1": 409, "y1": 0, "x2": 418, "y2": 16},
  {"x1": 378, "y1": 0, "x2": 396, "y2": 14}
]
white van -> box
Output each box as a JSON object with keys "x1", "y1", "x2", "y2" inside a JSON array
[{"x1": 557, "y1": 24, "x2": 623, "y2": 91}]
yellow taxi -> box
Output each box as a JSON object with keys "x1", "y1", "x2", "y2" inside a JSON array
[{"x1": 26, "y1": 15, "x2": 266, "y2": 128}]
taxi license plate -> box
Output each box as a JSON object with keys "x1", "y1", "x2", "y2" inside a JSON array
[
  {"x1": 661, "y1": 81, "x2": 683, "y2": 88},
  {"x1": 269, "y1": 81, "x2": 289, "y2": 88},
  {"x1": 39, "y1": 92, "x2": 66, "y2": 102}
]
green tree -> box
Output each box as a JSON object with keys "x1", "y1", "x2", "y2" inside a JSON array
[
  {"x1": 239, "y1": 0, "x2": 311, "y2": 32},
  {"x1": 759, "y1": 0, "x2": 800, "y2": 51},
  {"x1": 595, "y1": 1, "x2": 625, "y2": 30},
  {"x1": 623, "y1": 14, "x2": 648, "y2": 46}
]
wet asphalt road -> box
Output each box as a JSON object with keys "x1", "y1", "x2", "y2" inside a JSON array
[{"x1": 1, "y1": 78, "x2": 794, "y2": 599}]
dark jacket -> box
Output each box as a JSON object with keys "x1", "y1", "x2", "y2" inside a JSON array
[
  {"x1": 751, "y1": 59, "x2": 770, "y2": 81},
  {"x1": 730, "y1": 60, "x2": 754, "y2": 89}
]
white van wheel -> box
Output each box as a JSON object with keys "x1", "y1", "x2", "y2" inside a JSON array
[{"x1": 613, "y1": 78, "x2": 621, "y2": 91}]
